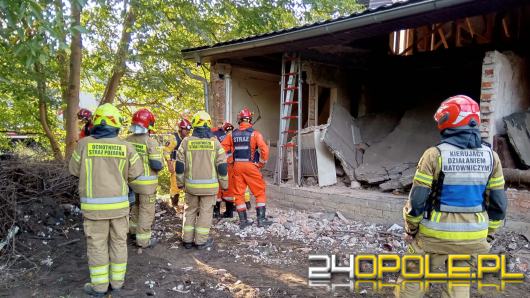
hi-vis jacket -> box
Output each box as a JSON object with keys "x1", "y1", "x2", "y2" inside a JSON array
[
  {"x1": 163, "y1": 133, "x2": 183, "y2": 161},
  {"x1": 222, "y1": 122, "x2": 269, "y2": 166},
  {"x1": 176, "y1": 136, "x2": 228, "y2": 195},
  {"x1": 125, "y1": 134, "x2": 163, "y2": 195},
  {"x1": 404, "y1": 143, "x2": 507, "y2": 254},
  {"x1": 69, "y1": 136, "x2": 144, "y2": 220}
]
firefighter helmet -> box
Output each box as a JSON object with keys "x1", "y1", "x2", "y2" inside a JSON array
[
  {"x1": 191, "y1": 111, "x2": 212, "y2": 128},
  {"x1": 222, "y1": 122, "x2": 234, "y2": 132},
  {"x1": 434, "y1": 95, "x2": 480, "y2": 131},
  {"x1": 238, "y1": 107, "x2": 252, "y2": 123},
  {"x1": 93, "y1": 103, "x2": 123, "y2": 128},
  {"x1": 178, "y1": 119, "x2": 192, "y2": 130},
  {"x1": 132, "y1": 108, "x2": 156, "y2": 130},
  {"x1": 77, "y1": 108, "x2": 92, "y2": 121}
]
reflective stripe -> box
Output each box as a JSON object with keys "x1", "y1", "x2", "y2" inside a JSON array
[
  {"x1": 131, "y1": 175, "x2": 158, "y2": 185},
  {"x1": 130, "y1": 153, "x2": 140, "y2": 164},
  {"x1": 489, "y1": 220, "x2": 502, "y2": 228},
  {"x1": 183, "y1": 225, "x2": 194, "y2": 232},
  {"x1": 196, "y1": 227, "x2": 210, "y2": 235},
  {"x1": 439, "y1": 204, "x2": 483, "y2": 212},
  {"x1": 236, "y1": 204, "x2": 246, "y2": 210},
  {"x1": 187, "y1": 150, "x2": 192, "y2": 179},
  {"x1": 136, "y1": 232, "x2": 151, "y2": 240},
  {"x1": 235, "y1": 158, "x2": 251, "y2": 162},
  {"x1": 257, "y1": 203, "x2": 266, "y2": 207},
  {"x1": 91, "y1": 275, "x2": 109, "y2": 284},
  {"x1": 81, "y1": 201, "x2": 129, "y2": 211},
  {"x1": 406, "y1": 214, "x2": 423, "y2": 224},
  {"x1": 477, "y1": 213, "x2": 486, "y2": 223},
  {"x1": 235, "y1": 146, "x2": 249, "y2": 150},
  {"x1": 419, "y1": 225, "x2": 488, "y2": 240},
  {"x1": 148, "y1": 154, "x2": 162, "y2": 159},
  {"x1": 134, "y1": 175, "x2": 158, "y2": 181},
  {"x1": 111, "y1": 263, "x2": 127, "y2": 271},
  {"x1": 111, "y1": 272, "x2": 125, "y2": 281},
  {"x1": 85, "y1": 159, "x2": 93, "y2": 198},
  {"x1": 224, "y1": 197, "x2": 234, "y2": 202},
  {"x1": 217, "y1": 148, "x2": 225, "y2": 155},
  {"x1": 259, "y1": 158, "x2": 267, "y2": 163},
  {"x1": 226, "y1": 152, "x2": 233, "y2": 157},
  {"x1": 81, "y1": 196, "x2": 128, "y2": 204},
  {"x1": 119, "y1": 159, "x2": 127, "y2": 196},
  {"x1": 90, "y1": 264, "x2": 109, "y2": 275},
  {"x1": 72, "y1": 151, "x2": 81, "y2": 162},
  {"x1": 488, "y1": 176, "x2": 505, "y2": 188},
  {"x1": 186, "y1": 178, "x2": 218, "y2": 189},
  {"x1": 421, "y1": 220, "x2": 488, "y2": 232},
  {"x1": 211, "y1": 151, "x2": 216, "y2": 180},
  {"x1": 414, "y1": 171, "x2": 433, "y2": 186},
  {"x1": 129, "y1": 221, "x2": 137, "y2": 228}
]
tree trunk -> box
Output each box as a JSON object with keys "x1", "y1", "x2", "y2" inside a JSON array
[
  {"x1": 503, "y1": 168, "x2": 530, "y2": 185},
  {"x1": 64, "y1": 0, "x2": 83, "y2": 160},
  {"x1": 100, "y1": 0, "x2": 136, "y2": 104},
  {"x1": 35, "y1": 63, "x2": 64, "y2": 161},
  {"x1": 54, "y1": 0, "x2": 69, "y2": 105}
]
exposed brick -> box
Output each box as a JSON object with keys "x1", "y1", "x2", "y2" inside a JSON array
[
  {"x1": 480, "y1": 132, "x2": 489, "y2": 138},
  {"x1": 481, "y1": 81, "x2": 494, "y2": 89},
  {"x1": 483, "y1": 68, "x2": 494, "y2": 77},
  {"x1": 480, "y1": 93, "x2": 493, "y2": 101}
]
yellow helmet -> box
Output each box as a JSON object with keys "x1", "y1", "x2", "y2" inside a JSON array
[
  {"x1": 93, "y1": 103, "x2": 123, "y2": 128},
  {"x1": 191, "y1": 111, "x2": 212, "y2": 128}
]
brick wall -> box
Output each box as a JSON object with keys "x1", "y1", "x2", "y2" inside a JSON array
[
  {"x1": 210, "y1": 64, "x2": 226, "y2": 126},
  {"x1": 480, "y1": 51, "x2": 529, "y2": 143}
]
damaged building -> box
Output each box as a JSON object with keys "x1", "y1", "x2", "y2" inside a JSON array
[{"x1": 183, "y1": 0, "x2": 530, "y2": 193}]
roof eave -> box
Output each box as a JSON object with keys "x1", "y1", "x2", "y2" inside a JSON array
[{"x1": 182, "y1": 0, "x2": 475, "y2": 62}]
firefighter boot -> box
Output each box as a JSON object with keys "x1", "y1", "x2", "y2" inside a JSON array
[
  {"x1": 223, "y1": 202, "x2": 234, "y2": 218},
  {"x1": 83, "y1": 283, "x2": 106, "y2": 297},
  {"x1": 196, "y1": 238, "x2": 214, "y2": 250},
  {"x1": 213, "y1": 202, "x2": 221, "y2": 219},
  {"x1": 171, "y1": 193, "x2": 179, "y2": 207},
  {"x1": 256, "y1": 206, "x2": 272, "y2": 228},
  {"x1": 238, "y1": 211, "x2": 252, "y2": 229}
]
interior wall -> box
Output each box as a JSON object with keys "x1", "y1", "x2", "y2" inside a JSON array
[{"x1": 231, "y1": 67, "x2": 280, "y2": 143}]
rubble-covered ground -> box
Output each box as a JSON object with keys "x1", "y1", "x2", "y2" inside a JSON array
[{"x1": 1, "y1": 195, "x2": 530, "y2": 297}]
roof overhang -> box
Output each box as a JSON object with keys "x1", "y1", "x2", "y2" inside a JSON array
[{"x1": 182, "y1": 0, "x2": 523, "y2": 63}]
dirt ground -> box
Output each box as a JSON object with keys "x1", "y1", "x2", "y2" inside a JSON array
[{"x1": 1, "y1": 195, "x2": 530, "y2": 298}]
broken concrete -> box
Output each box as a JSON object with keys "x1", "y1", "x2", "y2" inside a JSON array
[
  {"x1": 504, "y1": 110, "x2": 530, "y2": 168},
  {"x1": 322, "y1": 104, "x2": 360, "y2": 182},
  {"x1": 300, "y1": 125, "x2": 336, "y2": 187},
  {"x1": 357, "y1": 112, "x2": 402, "y2": 146},
  {"x1": 355, "y1": 104, "x2": 439, "y2": 191}
]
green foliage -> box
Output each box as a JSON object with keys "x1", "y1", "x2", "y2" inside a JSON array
[{"x1": 1, "y1": 0, "x2": 363, "y2": 149}]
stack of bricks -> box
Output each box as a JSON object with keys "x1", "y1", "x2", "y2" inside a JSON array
[{"x1": 479, "y1": 51, "x2": 497, "y2": 141}]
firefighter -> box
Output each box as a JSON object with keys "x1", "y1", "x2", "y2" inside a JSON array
[
  {"x1": 164, "y1": 119, "x2": 192, "y2": 205},
  {"x1": 78, "y1": 108, "x2": 93, "y2": 139},
  {"x1": 69, "y1": 103, "x2": 144, "y2": 297},
  {"x1": 126, "y1": 108, "x2": 164, "y2": 248},
  {"x1": 222, "y1": 107, "x2": 271, "y2": 229},
  {"x1": 176, "y1": 111, "x2": 228, "y2": 249},
  {"x1": 212, "y1": 122, "x2": 236, "y2": 218},
  {"x1": 395, "y1": 95, "x2": 507, "y2": 298}
]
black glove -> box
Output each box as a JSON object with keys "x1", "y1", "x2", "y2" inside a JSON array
[{"x1": 128, "y1": 188, "x2": 136, "y2": 206}]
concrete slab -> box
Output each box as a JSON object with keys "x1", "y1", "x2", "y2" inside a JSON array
[
  {"x1": 300, "y1": 126, "x2": 337, "y2": 187},
  {"x1": 322, "y1": 104, "x2": 360, "y2": 182},
  {"x1": 504, "y1": 111, "x2": 530, "y2": 167}
]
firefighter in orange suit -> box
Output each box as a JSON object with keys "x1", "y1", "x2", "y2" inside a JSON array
[
  {"x1": 176, "y1": 111, "x2": 228, "y2": 249},
  {"x1": 222, "y1": 107, "x2": 271, "y2": 228},
  {"x1": 395, "y1": 95, "x2": 507, "y2": 298},
  {"x1": 78, "y1": 108, "x2": 93, "y2": 139},
  {"x1": 126, "y1": 108, "x2": 164, "y2": 248},
  {"x1": 163, "y1": 119, "x2": 191, "y2": 205},
  {"x1": 69, "y1": 103, "x2": 144, "y2": 297},
  {"x1": 212, "y1": 122, "x2": 236, "y2": 218}
]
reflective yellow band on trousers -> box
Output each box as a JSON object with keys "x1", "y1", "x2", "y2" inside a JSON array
[
  {"x1": 90, "y1": 264, "x2": 110, "y2": 284},
  {"x1": 136, "y1": 232, "x2": 151, "y2": 240},
  {"x1": 110, "y1": 262, "x2": 127, "y2": 281},
  {"x1": 185, "y1": 178, "x2": 218, "y2": 189},
  {"x1": 489, "y1": 220, "x2": 503, "y2": 228},
  {"x1": 81, "y1": 196, "x2": 129, "y2": 211},
  {"x1": 196, "y1": 227, "x2": 210, "y2": 235},
  {"x1": 183, "y1": 225, "x2": 194, "y2": 232},
  {"x1": 419, "y1": 224, "x2": 488, "y2": 240}
]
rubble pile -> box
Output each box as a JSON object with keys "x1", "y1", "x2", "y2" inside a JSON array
[
  {"x1": 0, "y1": 158, "x2": 79, "y2": 248},
  {"x1": 214, "y1": 207, "x2": 407, "y2": 266}
]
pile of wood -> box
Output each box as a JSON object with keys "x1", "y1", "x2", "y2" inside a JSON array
[{"x1": 0, "y1": 158, "x2": 78, "y2": 244}]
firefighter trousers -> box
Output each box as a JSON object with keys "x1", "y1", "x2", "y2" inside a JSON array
[
  {"x1": 83, "y1": 216, "x2": 128, "y2": 293},
  {"x1": 182, "y1": 193, "x2": 215, "y2": 245},
  {"x1": 129, "y1": 194, "x2": 156, "y2": 247},
  {"x1": 233, "y1": 162, "x2": 266, "y2": 211},
  {"x1": 170, "y1": 171, "x2": 179, "y2": 197},
  {"x1": 394, "y1": 239, "x2": 474, "y2": 298}
]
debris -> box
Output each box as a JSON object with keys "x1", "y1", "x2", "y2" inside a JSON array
[
  {"x1": 57, "y1": 238, "x2": 81, "y2": 247},
  {"x1": 40, "y1": 256, "x2": 53, "y2": 267},
  {"x1": 350, "y1": 181, "x2": 361, "y2": 189},
  {"x1": 0, "y1": 225, "x2": 19, "y2": 251},
  {"x1": 155, "y1": 210, "x2": 167, "y2": 217},
  {"x1": 504, "y1": 111, "x2": 530, "y2": 167},
  {"x1": 335, "y1": 211, "x2": 349, "y2": 223},
  {"x1": 322, "y1": 104, "x2": 360, "y2": 182},
  {"x1": 387, "y1": 224, "x2": 403, "y2": 233}
]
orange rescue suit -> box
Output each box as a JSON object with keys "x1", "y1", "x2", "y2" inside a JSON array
[{"x1": 222, "y1": 122, "x2": 269, "y2": 211}]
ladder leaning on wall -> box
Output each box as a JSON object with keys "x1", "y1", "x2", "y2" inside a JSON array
[{"x1": 275, "y1": 53, "x2": 302, "y2": 186}]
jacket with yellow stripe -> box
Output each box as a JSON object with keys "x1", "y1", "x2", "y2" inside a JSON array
[
  {"x1": 69, "y1": 136, "x2": 144, "y2": 220},
  {"x1": 403, "y1": 144, "x2": 507, "y2": 254},
  {"x1": 175, "y1": 133, "x2": 229, "y2": 196},
  {"x1": 125, "y1": 133, "x2": 164, "y2": 195}
]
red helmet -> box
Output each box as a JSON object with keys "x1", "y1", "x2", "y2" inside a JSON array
[
  {"x1": 434, "y1": 95, "x2": 480, "y2": 131},
  {"x1": 178, "y1": 119, "x2": 192, "y2": 130},
  {"x1": 132, "y1": 108, "x2": 156, "y2": 130},
  {"x1": 77, "y1": 108, "x2": 92, "y2": 121},
  {"x1": 222, "y1": 122, "x2": 234, "y2": 132},
  {"x1": 238, "y1": 107, "x2": 252, "y2": 123}
]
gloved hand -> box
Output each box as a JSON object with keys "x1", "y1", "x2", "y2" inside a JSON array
[{"x1": 254, "y1": 162, "x2": 265, "y2": 169}]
